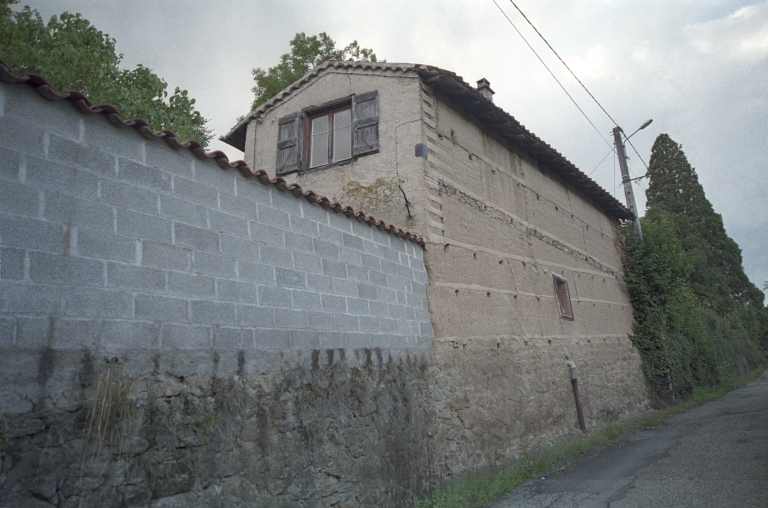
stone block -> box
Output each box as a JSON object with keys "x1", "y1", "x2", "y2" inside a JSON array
[
  {"x1": 334, "y1": 314, "x2": 359, "y2": 332},
  {"x1": 370, "y1": 227, "x2": 391, "y2": 247},
  {"x1": 47, "y1": 134, "x2": 115, "y2": 175},
  {"x1": 194, "y1": 164, "x2": 236, "y2": 195},
  {"x1": 209, "y1": 210, "x2": 249, "y2": 238},
  {"x1": 117, "y1": 157, "x2": 171, "y2": 193},
  {"x1": 318, "y1": 331, "x2": 347, "y2": 348},
  {"x1": 361, "y1": 253, "x2": 381, "y2": 271},
  {"x1": 346, "y1": 298, "x2": 370, "y2": 316},
  {"x1": 159, "y1": 195, "x2": 208, "y2": 228},
  {"x1": 270, "y1": 189, "x2": 301, "y2": 216},
  {"x1": 190, "y1": 300, "x2": 235, "y2": 324},
  {"x1": 347, "y1": 332, "x2": 370, "y2": 348},
  {"x1": 167, "y1": 272, "x2": 215, "y2": 298},
  {"x1": 144, "y1": 141, "x2": 194, "y2": 178},
  {"x1": 378, "y1": 287, "x2": 397, "y2": 304},
  {"x1": 259, "y1": 243, "x2": 293, "y2": 268},
  {"x1": 221, "y1": 235, "x2": 259, "y2": 262},
  {"x1": 235, "y1": 177, "x2": 271, "y2": 205},
  {"x1": 116, "y1": 209, "x2": 172, "y2": 244},
  {"x1": 0, "y1": 117, "x2": 45, "y2": 157},
  {"x1": 275, "y1": 308, "x2": 307, "y2": 329},
  {"x1": 283, "y1": 230, "x2": 313, "y2": 254},
  {"x1": 301, "y1": 201, "x2": 329, "y2": 225},
  {"x1": 62, "y1": 288, "x2": 132, "y2": 318},
  {"x1": 347, "y1": 265, "x2": 369, "y2": 283},
  {"x1": 174, "y1": 223, "x2": 220, "y2": 253},
  {"x1": 259, "y1": 286, "x2": 291, "y2": 308},
  {"x1": 254, "y1": 328, "x2": 290, "y2": 350},
  {"x1": 359, "y1": 316, "x2": 381, "y2": 333},
  {"x1": 26, "y1": 156, "x2": 99, "y2": 201},
  {"x1": 16, "y1": 317, "x2": 48, "y2": 349},
  {"x1": 291, "y1": 252, "x2": 323, "y2": 275},
  {"x1": 220, "y1": 193, "x2": 257, "y2": 219},
  {"x1": 161, "y1": 324, "x2": 211, "y2": 350},
  {"x1": 78, "y1": 229, "x2": 137, "y2": 264},
  {"x1": 290, "y1": 216, "x2": 318, "y2": 238},
  {"x1": 356, "y1": 283, "x2": 378, "y2": 300},
  {"x1": 257, "y1": 204, "x2": 289, "y2": 229},
  {"x1": 51, "y1": 318, "x2": 102, "y2": 349},
  {"x1": 369, "y1": 300, "x2": 390, "y2": 317},
  {"x1": 388, "y1": 304, "x2": 407, "y2": 320},
  {"x1": 173, "y1": 177, "x2": 219, "y2": 208},
  {"x1": 82, "y1": 115, "x2": 143, "y2": 161},
  {"x1": 369, "y1": 271, "x2": 388, "y2": 288},
  {"x1": 0, "y1": 247, "x2": 24, "y2": 280},
  {"x1": 250, "y1": 221, "x2": 284, "y2": 247},
  {"x1": 275, "y1": 267, "x2": 306, "y2": 289},
  {"x1": 0, "y1": 146, "x2": 20, "y2": 181},
  {"x1": 397, "y1": 264, "x2": 414, "y2": 280},
  {"x1": 236, "y1": 305, "x2": 273, "y2": 327},
  {"x1": 321, "y1": 294, "x2": 346, "y2": 313},
  {"x1": 0, "y1": 180, "x2": 39, "y2": 217},
  {"x1": 30, "y1": 252, "x2": 104, "y2": 288},
  {"x1": 44, "y1": 191, "x2": 113, "y2": 233},
  {"x1": 390, "y1": 237, "x2": 407, "y2": 253},
  {"x1": 100, "y1": 179, "x2": 159, "y2": 216},
  {"x1": 135, "y1": 294, "x2": 189, "y2": 322},
  {"x1": 213, "y1": 328, "x2": 254, "y2": 350},
  {"x1": 339, "y1": 246, "x2": 362, "y2": 267},
  {"x1": 380, "y1": 318, "x2": 399, "y2": 334},
  {"x1": 107, "y1": 262, "x2": 165, "y2": 293},
  {"x1": 342, "y1": 233, "x2": 365, "y2": 252},
  {"x1": 291, "y1": 290, "x2": 321, "y2": 311},
  {"x1": 332, "y1": 278, "x2": 357, "y2": 297},
  {"x1": 314, "y1": 239, "x2": 340, "y2": 260},
  {"x1": 350, "y1": 220, "x2": 373, "y2": 240},
  {"x1": 306, "y1": 273, "x2": 332, "y2": 293},
  {"x1": 318, "y1": 224, "x2": 343, "y2": 244},
  {"x1": 380, "y1": 259, "x2": 399, "y2": 276},
  {"x1": 322, "y1": 259, "x2": 346, "y2": 279},
  {"x1": 217, "y1": 279, "x2": 260, "y2": 303},
  {"x1": 142, "y1": 241, "x2": 191, "y2": 272},
  {"x1": 192, "y1": 251, "x2": 236, "y2": 279},
  {"x1": 327, "y1": 210, "x2": 352, "y2": 233},
  {"x1": 306, "y1": 311, "x2": 334, "y2": 330},
  {"x1": 1, "y1": 281, "x2": 61, "y2": 315},
  {"x1": 290, "y1": 330, "x2": 319, "y2": 349}
]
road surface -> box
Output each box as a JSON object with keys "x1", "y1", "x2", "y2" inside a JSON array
[{"x1": 492, "y1": 370, "x2": 768, "y2": 508}]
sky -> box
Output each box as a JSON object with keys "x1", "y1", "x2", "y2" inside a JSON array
[{"x1": 12, "y1": 0, "x2": 768, "y2": 296}]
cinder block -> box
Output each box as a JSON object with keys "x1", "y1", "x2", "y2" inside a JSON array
[
  {"x1": 334, "y1": 314, "x2": 359, "y2": 332},
  {"x1": 159, "y1": 195, "x2": 208, "y2": 228},
  {"x1": 412, "y1": 244, "x2": 424, "y2": 261},
  {"x1": 321, "y1": 294, "x2": 346, "y2": 313},
  {"x1": 51, "y1": 318, "x2": 102, "y2": 349},
  {"x1": 1, "y1": 281, "x2": 61, "y2": 315},
  {"x1": 144, "y1": 141, "x2": 194, "y2": 178},
  {"x1": 101, "y1": 319, "x2": 161, "y2": 349},
  {"x1": 16, "y1": 317, "x2": 48, "y2": 349},
  {"x1": 291, "y1": 252, "x2": 322, "y2": 275},
  {"x1": 332, "y1": 278, "x2": 357, "y2": 297},
  {"x1": 0, "y1": 317, "x2": 14, "y2": 348},
  {"x1": 220, "y1": 194, "x2": 257, "y2": 220},
  {"x1": 30, "y1": 252, "x2": 104, "y2": 288},
  {"x1": 221, "y1": 235, "x2": 259, "y2": 262},
  {"x1": 118, "y1": 157, "x2": 171, "y2": 193},
  {"x1": 116, "y1": 209, "x2": 171, "y2": 244},
  {"x1": 191, "y1": 300, "x2": 235, "y2": 324},
  {"x1": 318, "y1": 224, "x2": 343, "y2": 245},
  {"x1": 397, "y1": 264, "x2": 414, "y2": 280},
  {"x1": 257, "y1": 204, "x2": 289, "y2": 229},
  {"x1": 356, "y1": 283, "x2": 378, "y2": 300},
  {"x1": 390, "y1": 237, "x2": 407, "y2": 253},
  {"x1": 369, "y1": 271, "x2": 388, "y2": 288},
  {"x1": 3, "y1": 85, "x2": 80, "y2": 139},
  {"x1": 283, "y1": 231, "x2": 313, "y2": 253},
  {"x1": 239, "y1": 259, "x2": 273, "y2": 285},
  {"x1": 350, "y1": 221, "x2": 373, "y2": 240},
  {"x1": 235, "y1": 178, "x2": 271, "y2": 205},
  {"x1": 395, "y1": 290, "x2": 407, "y2": 305},
  {"x1": 327, "y1": 211, "x2": 352, "y2": 233},
  {"x1": 346, "y1": 298, "x2": 369, "y2": 316},
  {"x1": 47, "y1": 134, "x2": 114, "y2": 175},
  {"x1": 342, "y1": 233, "x2": 365, "y2": 252},
  {"x1": 371, "y1": 228, "x2": 392, "y2": 247},
  {"x1": 142, "y1": 241, "x2": 191, "y2": 272},
  {"x1": 290, "y1": 216, "x2": 318, "y2": 238},
  {"x1": 0, "y1": 247, "x2": 24, "y2": 280},
  {"x1": 346, "y1": 265, "x2": 369, "y2": 283},
  {"x1": 386, "y1": 275, "x2": 407, "y2": 292},
  {"x1": 254, "y1": 328, "x2": 290, "y2": 350},
  {"x1": 193, "y1": 251, "x2": 236, "y2": 279},
  {"x1": 388, "y1": 304, "x2": 407, "y2": 320},
  {"x1": 314, "y1": 239, "x2": 340, "y2": 260},
  {"x1": 135, "y1": 294, "x2": 188, "y2": 322},
  {"x1": 290, "y1": 330, "x2": 318, "y2": 349},
  {"x1": 161, "y1": 324, "x2": 211, "y2": 350},
  {"x1": 369, "y1": 300, "x2": 389, "y2": 317},
  {"x1": 167, "y1": 272, "x2": 215, "y2": 298},
  {"x1": 412, "y1": 282, "x2": 428, "y2": 298},
  {"x1": 259, "y1": 286, "x2": 291, "y2": 308},
  {"x1": 380, "y1": 318, "x2": 399, "y2": 334},
  {"x1": 275, "y1": 308, "x2": 307, "y2": 329},
  {"x1": 107, "y1": 262, "x2": 165, "y2": 293},
  {"x1": 195, "y1": 164, "x2": 236, "y2": 195},
  {"x1": 389, "y1": 335, "x2": 407, "y2": 349},
  {"x1": 174, "y1": 223, "x2": 220, "y2": 253},
  {"x1": 26, "y1": 156, "x2": 99, "y2": 201},
  {"x1": 259, "y1": 243, "x2": 293, "y2": 269},
  {"x1": 62, "y1": 288, "x2": 132, "y2": 318},
  {"x1": 78, "y1": 229, "x2": 137, "y2": 264},
  {"x1": 44, "y1": 191, "x2": 113, "y2": 233},
  {"x1": 209, "y1": 210, "x2": 249, "y2": 239},
  {"x1": 359, "y1": 316, "x2": 381, "y2": 333},
  {"x1": 250, "y1": 222, "x2": 284, "y2": 248},
  {"x1": 213, "y1": 328, "x2": 254, "y2": 350},
  {"x1": 416, "y1": 335, "x2": 432, "y2": 348},
  {"x1": 173, "y1": 177, "x2": 219, "y2": 208},
  {"x1": 0, "y1": 146, "x2": 20, "y2": 181},
  {"x1": 321, "y1": 259, "x2": 346, "y2": 279},
  {"x1": 306, "y1": 273, "x2": 332, "y2": 293},
  {"x1": 319, "y1": 331, "x2": 347, "y2": 348},
  {"x1": 301, "y1": 201, "x2": 329, "y2": 225},
  {"x1": 306, "y1": 311, "x2": 334, "y2": 330},
  {"x1": 380, "y1": 259, "x2": 399, "y2": 276},
  {"x1": 100, "y1": 179, "x2": 159, "y2": 216},
  {"x1": 83, "y1": 118, "x2": 143, "y2": 161},
  {"x1": 217, "y1": 279, "x2": 260, "y2": 303},
  {"x1": 270, "y1": 190, "x2": 302, "y2": 216},
  {"x1": 378, "y1": 288, "x2": 397, "y2": 304},
  {"x1": 0, "y1": 116, "x2": 45, "y2": 156},
  {"x1": 0, "y1": 180, "x2": 39, "y2": 217},
  {"x1": 361, "y1": 253, "x2": 381, "y2": 271},
  {"x1": 291, "y1": 290, "x2": 321, "y2": 311},
  {"x1": 405, "y1": 307, "x2": 415, "y2": 320},
  {"x1": 414, "y1": 269, "x2": 429, "y2": 284},
  {"x1": 378, "y1": 246, "x2": 400, "y2": 264},
  {"x1": 236, "y1": 305, "x2": 273, "y2": 327},
  {"x1": 347, "y1": 332, "x2": 369, "y2": 348},
  {"x1": 420, "y1": 322, "x2": 433, "y2": 337},
  {"x1": 339, "y1": 246, "x2": 362, "y2": 267},
  {"x1": 275, "y1": 267, "x2": 306, "y2": 289}
]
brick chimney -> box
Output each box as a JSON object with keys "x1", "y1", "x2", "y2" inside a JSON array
[{"x1": 476, "y1": 78, "x2": 495, "y2": 102}]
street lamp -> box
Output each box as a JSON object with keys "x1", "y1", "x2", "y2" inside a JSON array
[{"x1": 612, "y1": 120, "x2": 652, "y2": 240}]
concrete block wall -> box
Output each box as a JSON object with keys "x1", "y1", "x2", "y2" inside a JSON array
[{"x1": 0, "y1": 82, "x2": 431, "y2": 405}]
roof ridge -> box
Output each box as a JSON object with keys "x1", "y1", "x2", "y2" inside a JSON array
[{"x1": 0, "y1": 58, "x2": 425, "y2": 246}]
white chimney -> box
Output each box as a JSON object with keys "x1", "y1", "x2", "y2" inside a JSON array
[{"x1": 476, "y1": 78, "x2": 495, "y2": 102}]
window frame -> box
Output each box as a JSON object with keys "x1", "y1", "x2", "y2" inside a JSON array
[
  {"x1": 303, "y1": 99, "x2": 353, "y2": 170},
  {"x1": 553, "y1": 274, "x2": 574, "y2": 321}
]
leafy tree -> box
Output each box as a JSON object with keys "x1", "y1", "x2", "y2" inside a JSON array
[
  {"x1": 0, "y1": 0, "x2": 211, "y2": 145},
  {"x1": 251, "y1": 32, "x2": 380, "y2": 110}
]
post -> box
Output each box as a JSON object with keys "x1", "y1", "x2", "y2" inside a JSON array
[
  {"x1": 612, "y1": 126, "x2": 643, "y2": 239},
  {"x1": 566, "y1": 361, "x2": 587, "y2": 433}
]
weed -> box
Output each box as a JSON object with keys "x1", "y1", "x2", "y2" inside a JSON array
[
  {"x1": 203, "y1": 412, "x2": 216, "y2": 430},
  {"x1": 83, "y1": 363, "x2": 132, "y2": 458},
  {"x1": 0, "y1": 430, "x2": 10, "y2": 458}
]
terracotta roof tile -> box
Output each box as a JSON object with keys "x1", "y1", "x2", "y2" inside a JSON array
[{"x1": 0, "y1": 59, "x2": 425, "y2": 247}]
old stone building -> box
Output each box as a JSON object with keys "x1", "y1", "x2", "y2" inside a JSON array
[{"x1": 224, "y1": 61, "x2": 651, "y2": 473}]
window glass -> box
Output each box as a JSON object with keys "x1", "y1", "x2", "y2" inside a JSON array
[
  {"x1": 310, "y1": 116, "x2": 329, "y2": 168},
  {"x1": 332, "y1": 109, "x2": 352, "y2": 162}
]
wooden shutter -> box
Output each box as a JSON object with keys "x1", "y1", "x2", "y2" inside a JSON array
[
  {"x1": 276, "y1": 112, "x2": 302, "y2": 175},
  {"x1": 352, "y1": 91, "x2": 379, "y2": 156},
  {"x1": 553, "y1": 275, "x2": 574, "y2": 320}
]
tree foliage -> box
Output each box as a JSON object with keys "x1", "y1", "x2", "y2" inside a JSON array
[
  {"x1": 251, "y1": 32, "x2": 380, "y2": 110},
  {"x1": 0, "y1": 0, "x2": 211, "y2": 145},
  {"x1": 625, "y1": 134, "x2": 767, "y2": 400}
]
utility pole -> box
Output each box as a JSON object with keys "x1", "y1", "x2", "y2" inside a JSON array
[{"x1": 613, "y1": 126, "x2": 643, "y2": 239}]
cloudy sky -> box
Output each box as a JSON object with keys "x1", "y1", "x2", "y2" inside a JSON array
[{"x1": 14, "y1": 0, "x2": 768, "y2": 296}]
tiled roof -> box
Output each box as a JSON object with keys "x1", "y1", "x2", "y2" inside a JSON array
[
  {"x1": 222, "y1": 61, "x2": 633, "y2": 221},
  {"x1": 0, "y1": 59, "x2": 425, "y2": 247}
]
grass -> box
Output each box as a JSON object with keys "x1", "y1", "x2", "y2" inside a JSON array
[
  {"x1": 83, "y1": 363, "x2": 132, "y2": 458},
  {"x1": 415, "y1": 365, "x2": 765, "y2": 508}
]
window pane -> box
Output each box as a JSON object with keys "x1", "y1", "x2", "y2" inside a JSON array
[
  {"x1": 310, "y1": 116, "x2": 329, "y2": 168},
  {"x1": 333, "y1": 110, "x2": 352, "y2": 162}
]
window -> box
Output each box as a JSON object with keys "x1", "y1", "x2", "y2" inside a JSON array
[
  {"x1": 553, "y1": 274, "x2": 574, "y2": 320},
  {"x1": 275, "y1": 91, "x2": 379, "y2": 175}
]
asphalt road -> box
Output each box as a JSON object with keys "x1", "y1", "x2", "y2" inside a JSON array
[{"x1": 492, "y1": 370, "x2": 768, "y2": 508}]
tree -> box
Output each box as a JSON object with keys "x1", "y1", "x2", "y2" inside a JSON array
[
  {"x1": 251, "y1": 32, "x2": 380, "y2": 110},
  {"x1": 0, "y1": 0, "x2": 211, "y2": 145}
]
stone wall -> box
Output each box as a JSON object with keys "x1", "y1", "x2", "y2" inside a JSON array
[{"x1": 0, "y1": 79, "x2": 434, "y2": 506}]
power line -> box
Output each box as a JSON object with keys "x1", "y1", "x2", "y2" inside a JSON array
[
  {"x1": 506, "y1": 0, "x2": 620, "y2": 129},
  {"x1": 624, "y1": 136, "x2": 649, "y2": 170},
  {"x1": 588, "y1": 146, "x2": 615, "y2": 176},
  {"x1": 490, "y1": 0, "x2": 612, "y2": 150}
]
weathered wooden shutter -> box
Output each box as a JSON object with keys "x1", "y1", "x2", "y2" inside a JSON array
[
  {"x1": 276, "y1": 112, "x2": 302, "y2": 174},
  {"x1": 352, "y1": 91, "x2": 379, "y2": 156},
  {"x1": 554, "y1": 276, "x2": 573, "y2": 319}
]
